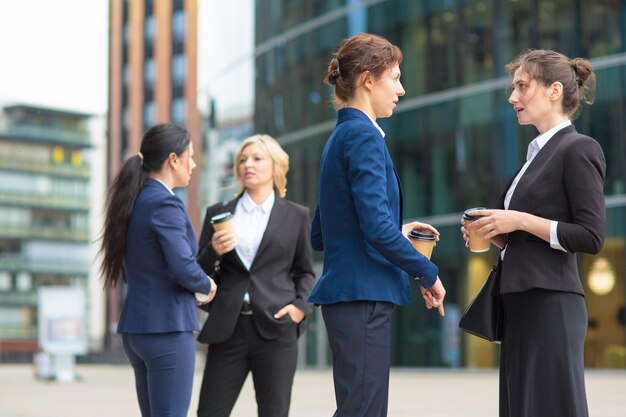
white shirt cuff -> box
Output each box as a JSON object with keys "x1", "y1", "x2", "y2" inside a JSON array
[{"x1": 550, "y1": 221, "x2": 567, "y2": 252}]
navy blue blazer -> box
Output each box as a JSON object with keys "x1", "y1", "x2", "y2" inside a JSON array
[
  {"x1": 117, "y1": 178, "x2": 212, "y2": 334},
  {"x1": 308, "y1": 108, "x2": 438, "y2": 306}
]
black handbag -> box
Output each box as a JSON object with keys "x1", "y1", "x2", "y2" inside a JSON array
[{"x1": 459, "y1": 265, "x2": 504, "y2": 343}]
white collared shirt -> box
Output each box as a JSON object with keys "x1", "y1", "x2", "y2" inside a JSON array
[
  {"x1": 233, "y1": 190, "x2": 275, "y2": 270},
  {"x1": 152, "y1": 178, "x2": 175, "y2": 195},
  {"x1": 504, "y1": 119, "x2": 571, "y2": 253},
  {"x1": 365, "y1": 113, "x2": 386, "y2": 138}
]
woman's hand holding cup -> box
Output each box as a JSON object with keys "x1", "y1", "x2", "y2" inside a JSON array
[{"x1": 211, "y1": 229, "x2": 236, "y2": 256}]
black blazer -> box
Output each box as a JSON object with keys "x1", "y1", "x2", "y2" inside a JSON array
[
  {"x1": 498, "y1": 125, "x2": 606, "y2": 295},
  {"x1": 196, "y1": 196, "x2": 316, "y2": 344}
]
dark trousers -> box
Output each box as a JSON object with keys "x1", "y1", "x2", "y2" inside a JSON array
[
  {"x1": 122, "y1": 331, "x2": 196, "y2": 417},
  {"x1": 197, "y1": 315, "x2": 298, "y2": 417},
  {"x1": 500, "y1": 289, "x2": 588, "y2": 417},
  {"x1": 322, "y1": 301, "x2": 395, "y2": 417}
]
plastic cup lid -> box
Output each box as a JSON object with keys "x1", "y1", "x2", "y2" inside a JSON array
[
  {"x1": 463, "y1": 207, "x2": 486, "y2": 220},
  {"x1": 408, "y1": 230, "x2": 436, "y2": 241},
  {"x1": 210, "y1": 212, "x2": 233, "y2": 223}
]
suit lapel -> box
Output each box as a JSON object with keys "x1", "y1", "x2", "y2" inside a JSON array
[
  {"x1": 392, "y1": 165, "x2": 403, "y2": 222},
  {"x1": 508, "y1": 125, "x2": 573, "y2": 209},
  {"x1": 250, "y1": 197, "x2": 286, "y2": 268},
  {"x1": 219, "y1": 197, "x2": 248, "y2": 271}
]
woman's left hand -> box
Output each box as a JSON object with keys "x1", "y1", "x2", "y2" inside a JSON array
[
  {"x1": 466, "y1": 209, "x2": 521, "y2": 239},
  {"x1": 402, "y1": 221, "x2": 440, "y2": 242},
  {"x1": 274, "y1": 304, "x2": 305, "y2": 324}
]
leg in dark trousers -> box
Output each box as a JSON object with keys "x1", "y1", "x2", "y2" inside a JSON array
[
  {"x1": 197, "y1": 315, "x2": 298, "y2": 417},
  {"x1": 123, "y1": 332, "x2": 196, "y2": 417},
  {"x1": 197, "y1": 318, "x2": 250, "y2": 417},
  {"x1": 322, "y1": 301, "x2": 395, "y2": 417},
  {"x1": 250, "y1": 320, "x2": 298, "y2": 417}
]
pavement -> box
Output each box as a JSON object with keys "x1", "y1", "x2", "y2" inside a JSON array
[{"x1": 1, "y1": 362, "x2": 625, "y2": 416}]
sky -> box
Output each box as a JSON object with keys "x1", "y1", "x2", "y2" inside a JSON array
[
  {"x1": 0, "y1": 0, "x2": 254, "y2": 119},
  {"x1": 0, "y1": 0, "x2": 109, "y2": 115}
]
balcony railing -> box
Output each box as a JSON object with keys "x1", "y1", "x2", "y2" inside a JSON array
[
  {"x1": 0, "y1": 224, "x2": 90, "y2": 242},
  {"x1": 3, "y1": 125, "x2": 91, "y2": 147},
  {"x1": 0, "y1": 192, "x2": 90, "y2": 211},
  {"x1": 0, "y1": 256, "x2": 90, "y2": 275},
  {"x1": 0, "y1": 156, "x2": 91, "y2": 178}
]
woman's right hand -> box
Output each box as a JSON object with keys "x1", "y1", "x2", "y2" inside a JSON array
[
  {"x1": 460, "y1": 217, "x2": 470, "y2": 249},
  {"x1": 196, "y1": 276, "x2": 217, "y2": 305},
  {"x1": 211, "y1": 230, "x2": 237, "y2": 256}
]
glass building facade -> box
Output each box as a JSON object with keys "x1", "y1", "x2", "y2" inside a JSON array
[
  {"x1": 0, "y1": 105, "x2": 94, "y2": 361},
  {"x1": 254, "y1": 0, "x2": 626, "y2": 367}
]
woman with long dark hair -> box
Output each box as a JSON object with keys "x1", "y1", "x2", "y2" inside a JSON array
[{"x1": 100, "y1": 123, "x2": 217, "y2": 417}]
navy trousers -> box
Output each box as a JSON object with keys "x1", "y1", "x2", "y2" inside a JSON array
[
  {"x1": 322, "y1": 301, "x2": 395, "y2": 417},
  {"x1": 122, "y1": 331, "x2": 196, "y2": 417}
]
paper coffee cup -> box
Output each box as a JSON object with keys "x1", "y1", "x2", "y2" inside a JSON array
[
  {"x1": 408, "y1": 230, "x2": 436, "y2": 260},
  {"x1": 210, "y1": 212, "x2": 234, "y2": 234},
  {"x1": 463, "y1": 208, "x2": 490, "y2": 253},
  {"x1": 195, "y1": 292, "x2": 210, "y2": 302}
]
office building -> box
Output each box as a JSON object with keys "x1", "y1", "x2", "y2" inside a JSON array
[
  {"x1": 254, "y1": 0, "x2": 626, "y2": 368},
  {"x1": 0, "y1": 104, "x2": 98, "y2": 361}
]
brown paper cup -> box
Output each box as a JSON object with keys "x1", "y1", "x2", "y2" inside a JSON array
[
  {"x1": 210, "y1": 212, "x2": 234, "y2": 234},
  {"x1": 463, "y1": 208, "x2": 490, "y2": 253},
  {"x1": 408, "y1": 230, "x2": 436, "y2": 259}
]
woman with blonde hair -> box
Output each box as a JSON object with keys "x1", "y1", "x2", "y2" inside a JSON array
[{"x1": 195, "y1": 134, "x2": 315, "y2": 417}]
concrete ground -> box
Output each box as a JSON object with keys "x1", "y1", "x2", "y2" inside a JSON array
[{"x1": 1, "y1": 363, "x2": 625, "y2": 416}]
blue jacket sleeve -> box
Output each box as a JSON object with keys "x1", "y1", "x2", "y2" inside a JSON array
[
  {"x1": 151, "y1": 197, "x2": 212, "y2": 294},
  {"x1": 344, "y1": 128, "x2": 438, "y2": 287}
]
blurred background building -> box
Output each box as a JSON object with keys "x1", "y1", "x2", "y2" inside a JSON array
[
  {"x1": 253, "y1": 0, "x2": 626, "y2": 368},
  {"x1": 0, "y1": 104, "x2": 106, "y2": 361}
]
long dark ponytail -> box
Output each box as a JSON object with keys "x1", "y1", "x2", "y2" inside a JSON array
[{"x1": 99, "y1": 123, "x2": 191, "y2": 290}]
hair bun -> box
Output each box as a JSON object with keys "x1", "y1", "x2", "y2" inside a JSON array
[
  {"x1": 571, "y1": 58, "x2": 592, "y2": 86},
  {"x1": 326, "y1": 58, "x2": 341, "y2": 85}
]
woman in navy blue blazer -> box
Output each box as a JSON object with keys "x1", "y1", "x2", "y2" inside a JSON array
[
  {"x1": 100, "y1": 123, "x2": 217, "y2": 417},
  {"x1": 309, "y1": 33, "x2": 447, "y2": 417}
]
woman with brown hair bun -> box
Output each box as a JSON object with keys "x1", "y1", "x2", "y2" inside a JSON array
[
  {"x1": 309, "y1": 33, "x2": 446, "y2": 417},
  {"x1": 462, "y1": 49, "x2": 605, "y2": 417}
]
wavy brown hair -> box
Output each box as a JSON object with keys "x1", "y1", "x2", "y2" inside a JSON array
[
  {"x1": 506, "y1": 49, "x2": 596, "y2": 120},
  {"x1": 325, "y1": 33, "x2": 403, "y2": 109}
]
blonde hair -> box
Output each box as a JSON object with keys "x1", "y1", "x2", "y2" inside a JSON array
[{"x1": 233, "y1": 134, "x2": 289, "y2": 198}]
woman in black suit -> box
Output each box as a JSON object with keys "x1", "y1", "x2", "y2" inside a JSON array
[
  {"x1": 462, "y1": 50, "x2": 605, "y2": 417},
  {"x1": 195, "y1": 134, "x2": 315, "y2": 417}
]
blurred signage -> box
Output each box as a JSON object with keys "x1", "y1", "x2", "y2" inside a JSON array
[{"x1": 38, "y1": 286, "x2": 87, "y2": 354}]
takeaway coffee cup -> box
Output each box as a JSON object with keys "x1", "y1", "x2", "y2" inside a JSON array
[
  {"x1": 195, "y1": 292, "x2": 210, "y2": 303},
  {"x1": 408, "y1": 230, "x2": 436, "y2": 260},
  {"x1": 463, "y1": 207, "x2": 490, "y2": 253},
  {"x1": 210, "y1": 212, "x2": 234, "y2": 234}
]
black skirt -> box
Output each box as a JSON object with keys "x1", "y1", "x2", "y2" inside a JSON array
[{"x1": 500, "y1": 289, "x2": 588, "y2": 417}]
